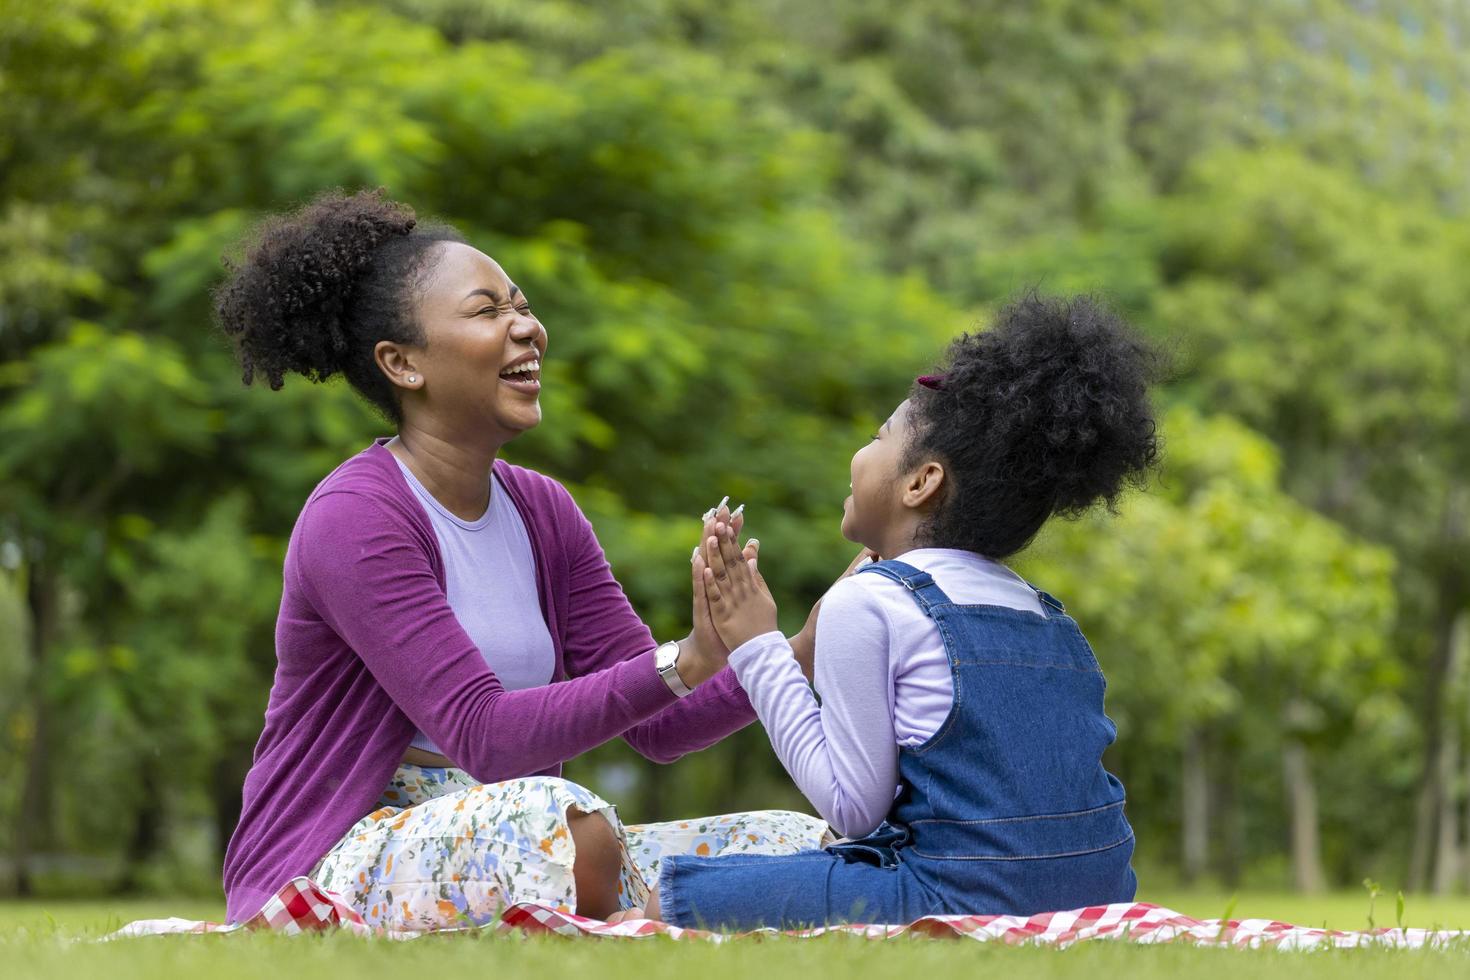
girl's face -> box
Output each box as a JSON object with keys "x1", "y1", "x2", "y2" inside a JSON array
[{"x1": 842, "y1": 399, "x2": 913, "y2": 549}]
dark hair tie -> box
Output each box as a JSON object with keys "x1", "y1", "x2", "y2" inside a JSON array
[{"x1": 916, "y1": 374, "x2": 946, "y2": 390}]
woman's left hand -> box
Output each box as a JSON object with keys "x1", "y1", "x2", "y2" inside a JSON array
[{"x1": 701, "y1": 506, "x2": 778, "y2": 651}]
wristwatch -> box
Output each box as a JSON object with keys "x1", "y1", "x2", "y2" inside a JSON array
[{"x1": 654, "y1": 640, "x2": 694, "y2": 698}]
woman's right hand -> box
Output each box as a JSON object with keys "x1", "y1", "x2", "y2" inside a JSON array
[
  {"x1": 680, "y1": 501, "x2": 755, "y2": 687},
  {"x1": 789, "y1": 545, "x2": 879, "y2": 682}
]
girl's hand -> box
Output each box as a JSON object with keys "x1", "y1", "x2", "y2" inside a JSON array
[
  {"x1": 789, "y1": 546, "x2": 879, "y2": 681},
  {"x1": 702, "y1": 505, "x2": 778, "y2": 651}
]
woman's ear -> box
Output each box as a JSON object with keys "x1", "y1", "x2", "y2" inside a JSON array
[
  {"x1": 375, "y1": 339, "x2": 423, "y2": 390},
  {"x1": 902, "y1": 461, "x2": 945, "y2": 511}
]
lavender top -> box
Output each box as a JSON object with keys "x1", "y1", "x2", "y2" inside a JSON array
[
  {"x1": 388, "y1": 453, "x2": 556, "y2": 755},
  {"x1": 222, "y1": 438, "x2": 755, "y2": 922},
  {"x1": 729, "y1": 548, "x2": 1042, "y2": 838}
]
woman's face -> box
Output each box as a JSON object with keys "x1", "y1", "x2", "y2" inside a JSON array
[
  {"x1": 409, "y1": 242, "x2": 546, "y2": 440},
  {"x1": 841, "y1": 399, "x2": 912, "y2": 548}
]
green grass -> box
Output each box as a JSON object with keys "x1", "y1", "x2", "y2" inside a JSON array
[
  {"x1": 4, "y1": 890, "x2": 1470, "y2": 980},
  {"x1": 1142, "y1": 888, "x2": 1470, "y2": 932}
]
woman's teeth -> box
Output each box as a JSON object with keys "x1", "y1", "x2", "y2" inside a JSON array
[
  {"x1": 502, "y1": 360, "x2": 539, "y2": 375},
  {"x1": 500, "y1": 360, "x2": 540, "y2": 382}
]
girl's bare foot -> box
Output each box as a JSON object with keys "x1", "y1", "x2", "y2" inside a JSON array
[{"x1": 603, "y1": 883, "x2": 661, "y2": 923}]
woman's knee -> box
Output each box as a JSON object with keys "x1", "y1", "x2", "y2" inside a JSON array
[{"x1": 567, "y1": 807, "x2": 622, "y2": 919}]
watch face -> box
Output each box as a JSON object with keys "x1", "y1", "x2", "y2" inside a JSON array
[{"x1": 656, "y1": 642, "x2": 678, "y2": 670}]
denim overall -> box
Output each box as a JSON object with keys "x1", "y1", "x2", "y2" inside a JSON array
[{"x1": 658, "y1": 559, "x2": 1136, "y2": 930}]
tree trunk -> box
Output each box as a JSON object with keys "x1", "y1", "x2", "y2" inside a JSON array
[
  {"x1": 726, "y1": 728, "x2": 750, "y2": 811},
  {"x1": 117, "y1": 767, "x2": 164, "y2": 894},
  {"x1": 638, "y1": 752, "x2": 667, "y2": 825},
  {"x1": 1410, "y1": 761, "x2": 1440, "y2": 892},
  {"x1": 1410, "y1": 490, "x2": 1470, "y2": 892},
  {"x1": 1214, "y1": 741, "x2": 1242, "y2": 887},
  {"x1": 1433, "y1": 609, "x2": 1469, "y2": 893},
  {"x1": 1435, "y1": 710, "x2": 1463, "y2": 893},
  {"x1": 1282, "y1": 737, "x2": 1326, "y2": 893},
  {"x1": 13, "y1": 559, "x2": 58, "y2": 897},
  {"x1": 1457, "y1": 613, "x2": 1470, "y2": 894},
  {"x1": 1410, "y1": 605, "x2": 1463, "y2": 891},
  {"x1": 1181, "y1": 728, "x2": 1208, "y2": 884},
  {"x1": 209, "y1": 745, "x2": 249, "y2": 870}
]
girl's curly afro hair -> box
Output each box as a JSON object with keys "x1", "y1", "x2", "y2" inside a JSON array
[
  {"x1": 905, "y1": 293, "x2": 1164, "y2": 559},
  {"x1": 212, "y1": 187, "x2": 465, "y2": 423}
]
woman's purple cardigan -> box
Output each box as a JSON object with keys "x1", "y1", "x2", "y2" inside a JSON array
[{"x1": 222, "y1": 439, "x2": 756, "y2": 921}]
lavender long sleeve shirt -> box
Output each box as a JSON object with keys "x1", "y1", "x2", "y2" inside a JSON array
[
  {"x1": 390, "y1": 457, "x2": 559, "y2": 755},
  {"x1": 222, "y1": 439, "x2": 755, "y2": 922},
  {"x1": 728, "y1": 549, "x2": 1043, "y2": 838}
]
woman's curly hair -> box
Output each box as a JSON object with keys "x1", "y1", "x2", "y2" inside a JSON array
[
  {"x1": 212, "y1": 187, "x2": 465, "y2": 423},
  {"x1": 905, "y1": 293, "x2": 1164, "y2": 559}
]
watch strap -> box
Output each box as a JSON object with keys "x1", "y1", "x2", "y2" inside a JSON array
[{"x1": 655, "y1": 640, "x2": 694, "y2": 698}]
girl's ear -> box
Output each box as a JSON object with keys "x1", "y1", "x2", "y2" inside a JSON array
[{"x1": 902, "y1": 461, "x2": 945, "y2": 511}]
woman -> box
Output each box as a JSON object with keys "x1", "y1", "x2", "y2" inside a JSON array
[{"x1": 213, "y1": 188, "x2": 828, "y2": 928}]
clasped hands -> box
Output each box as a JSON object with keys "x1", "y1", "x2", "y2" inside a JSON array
[
  {"x1": 696, "y1": 499, "x2": 779, "y2": 657},
  {"x1": 674, "y1": 499, "x2": 878, "y2": 691}
]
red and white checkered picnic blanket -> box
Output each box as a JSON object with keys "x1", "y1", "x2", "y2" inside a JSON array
[{"x1": 103, "y1": 876, "x2": 1468, "y2": 949}]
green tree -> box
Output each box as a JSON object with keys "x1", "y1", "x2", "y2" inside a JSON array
[
  {"x1": 0, "y1": 0, "x2": 962, "y2": 886},
  {"x1": 1151, "y1": 150, "x2": 1470, "y2": 890},
  {"x1": 1022, "y1": 407, "x2": 1397, "y2": 889}
]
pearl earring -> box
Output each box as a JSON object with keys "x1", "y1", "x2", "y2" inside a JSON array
[{"x1": 408, "y1": 375, "x2": 417, "y2": 383}]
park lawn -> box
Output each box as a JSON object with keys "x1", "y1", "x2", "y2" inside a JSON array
[
  {"x1": 1143, "y1": 887, "x2": 1470, "y2": 932},
  {"x1": 5, "y1": 890, "x2": 1470, "y2": 980}
]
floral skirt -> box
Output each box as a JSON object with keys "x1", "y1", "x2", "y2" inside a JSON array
[{"x1": 310, "y1": 763, "x2": 832, "y2": 930}]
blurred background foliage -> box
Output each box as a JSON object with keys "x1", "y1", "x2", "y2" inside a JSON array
[{"x1": 0, "y1": 0, "x2": 1466, "y2": 899}]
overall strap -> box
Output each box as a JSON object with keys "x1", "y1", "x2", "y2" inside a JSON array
[
  {"x1": 855, "y1": 559, "x2": 955, "y2": 616},
  {"x1": 1024, "y1": 581, "x2": 1067, "y2": 616},
  {"x1": 861, "y1": 560, "x2": 1067, "y2": 620}
]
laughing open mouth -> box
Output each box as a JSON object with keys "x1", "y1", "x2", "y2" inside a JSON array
[{"x1": 499, "y1": 358, "x2": 541, "y2": 389}]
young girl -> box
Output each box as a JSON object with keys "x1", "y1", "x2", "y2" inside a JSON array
[{"x1": 651, "y1": 293, "x2": 1160, "y2": 930}]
